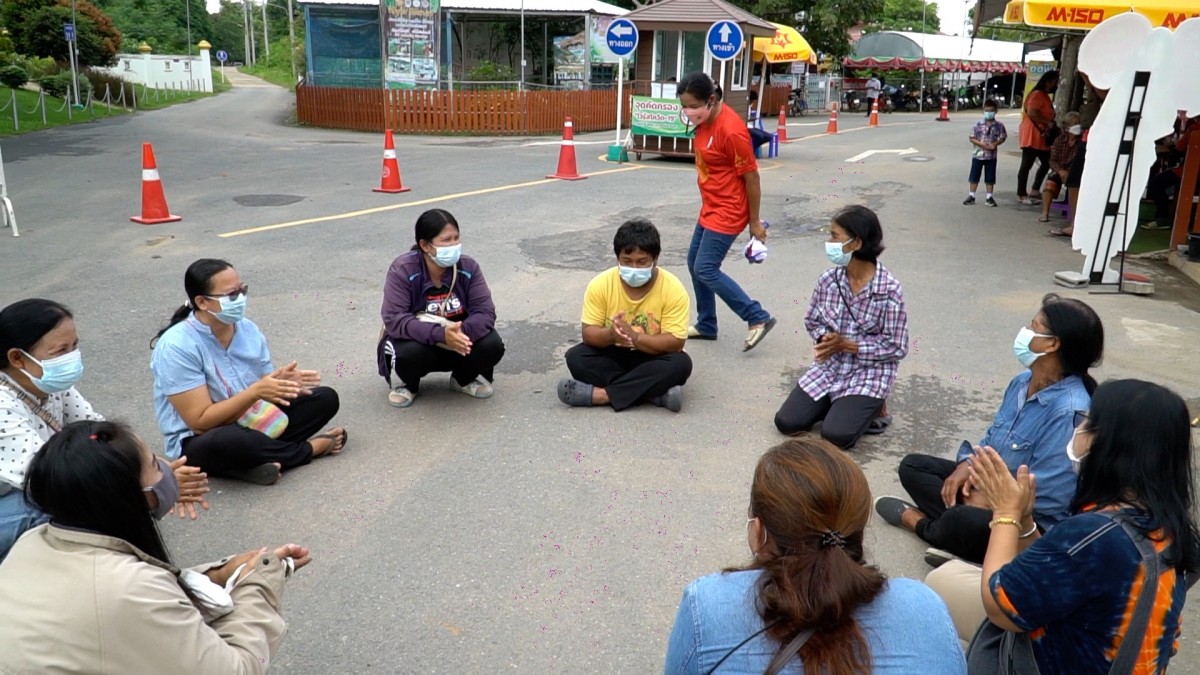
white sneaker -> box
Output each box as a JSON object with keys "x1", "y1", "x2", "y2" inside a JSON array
[
  {"x1": 388, "y1": 386, "x2": 415, "y2": 408},
  {"x1": 451, "y1": 376, "x2": 493, "y2": 399}
]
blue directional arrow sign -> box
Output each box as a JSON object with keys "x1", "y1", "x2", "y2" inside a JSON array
[
  {"x1": 216, "y1": 50, "x2": 229, "y2": 63},
  {"x1": 706, "y1": 20, "x2": 743, "y2": 62},
  {"x1": 605, "y1": 18, "x2": 638, "y2": 58}
]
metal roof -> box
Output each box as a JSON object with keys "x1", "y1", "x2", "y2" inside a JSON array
[
  {"x1": 299, "y1": 0, "x2": 628, "y2": 14},
  {"x1": 854, "y1": 31, "x2": 1028, "y2": 63},
  {"x1": 623, "y1": 0, "x2": 776, "y2": 34}
]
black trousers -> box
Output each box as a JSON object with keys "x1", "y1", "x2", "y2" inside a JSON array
[
  {"x1": 182, "y1": 386, "x2": 340, "y2": 475},
  {"x1": 1017, "y1": 147, "x2": 1052, "y2": 197},
  {"x1": 774, "y1": 386, "x2": 883, "y2": 449},
  {"x1": 1148, "y1": 169, "x2": 1181, "y2": 224},
  {"x1": 387, "y1": 330, "x2": 505, "y2": 393},
  {"x1": 898, "y1": 454, "x2": 993, "y2": 564},
  {"x1": 565, "y1": 343, "x2": 692, "y2": 411}
]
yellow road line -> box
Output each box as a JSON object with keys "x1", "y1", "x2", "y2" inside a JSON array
[{"x1": 219, "y1": 164, "x2": 645, "y2": 238}]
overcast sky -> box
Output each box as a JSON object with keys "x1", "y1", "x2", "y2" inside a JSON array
[
  {"x1": 939, "y1": 0, "x2": 975, "y2": 36},
  {"x1": 204, "y1": 0, "x2": 981, "y2": 37}
]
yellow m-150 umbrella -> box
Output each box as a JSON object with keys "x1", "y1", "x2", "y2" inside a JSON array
[
  {"x1": 752, "y1": 23, "x2": 815, "y2": 64},
  {"x1": 1004, "y1": 0, "x2": 1199, "y2": 30}
]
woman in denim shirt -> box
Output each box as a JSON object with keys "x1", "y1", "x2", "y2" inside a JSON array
[
  {"x1": 876, "y1": 294, "x2": 1104, "y2": 566},
  {"x1": 664, "y1": 439, "x2": 965, "y2": 675}
]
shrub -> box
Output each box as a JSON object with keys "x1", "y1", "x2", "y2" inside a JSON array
[
  {"x1": 37, "y1": 72, "x2": 72, "y2": 97},
  {"x1": 85, "y1": 69, "x2": 134, "y2": 103},
  {"x1": 0, "y1": 65, "x2": 28, "y2": 89},
  {"x1": 465, "y1": 61, "x2": 514, "y2": 82},
  {"x1": 26, "y1": 57, "x2": 59, "y2": 81}
]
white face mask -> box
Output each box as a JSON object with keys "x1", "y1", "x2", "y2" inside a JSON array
[{"x1": 1066, "y1": 427, "x2": 1087, "y2": 474}]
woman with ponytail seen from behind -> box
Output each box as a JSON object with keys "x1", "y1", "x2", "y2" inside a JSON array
[{"x1": 664, "y1": 438, "x2": 965, "y2": 674}]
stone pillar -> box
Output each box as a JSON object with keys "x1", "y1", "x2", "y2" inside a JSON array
[
  {"x1": 197, "y1": 40, "x2": 213, "y2": 92},
  {"x1": 138, "y1": 42, "x2": 152, "y2": 89}
]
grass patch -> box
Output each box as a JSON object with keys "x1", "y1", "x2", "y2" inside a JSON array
[
  {"x1": 239, "y1": 64, "x2": 295, "y2": 90},
  {"x1": 0, "y1": 86, "x2": 125, "y2": 134},
  {"x1": 0, "y1": 79, "x2": 231, "y2": 135}
]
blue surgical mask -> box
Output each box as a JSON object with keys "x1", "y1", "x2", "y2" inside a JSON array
[
  {"x1": 983, "y1": 111, "x2": 996, "y2": 121},
  {"x1": 20, "y1": 349, "x2": 85, "y2": 394},
  {"x1": 430, "y1": 243, "x2": 462, "y2": 268},
  {"x1": 1012, "y1": 326, "x2": 1053, "y2": 368},
  {"x1": 208, "y1": 294, "x2": 247, "y2": 325},
  {"x1": 618, "y1": 265, "x2": 654, "y2": 288},
  {"x1": 825, "y1": 240, "x2": 854, "y2": 266}
]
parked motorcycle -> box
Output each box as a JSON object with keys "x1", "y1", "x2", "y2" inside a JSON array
[
  {"x1": 843, "y1": 90, "x2": 861, "y2": 112},
  {"x1": 788, "y1": 88, "x2": 808, "y2": 117}
]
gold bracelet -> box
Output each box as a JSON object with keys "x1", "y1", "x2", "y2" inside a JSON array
[{"x1": 990, "y1": 517, "x2": 1022, "y2": 530}]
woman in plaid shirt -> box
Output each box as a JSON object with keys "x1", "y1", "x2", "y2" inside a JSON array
[{"x1": 774, "y1": 206, "x2": 909, "y2": 449}]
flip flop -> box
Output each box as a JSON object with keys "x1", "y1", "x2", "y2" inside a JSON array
[
  {"x1": 743, "y1": 317, "x2": 777, "y2": 352},
  {"x1": 312, "y1": 428, "x2": 348, "y2": 456},
  {"x1": 557, "y1": 378, "x2": 595, "y2": 407},
  {"x1": 1047, "y1": 228, "x2": 1072, "y2": 238},
  {"x1": 1037, "y1": 216, "x2": 1050, "y2": 223}
]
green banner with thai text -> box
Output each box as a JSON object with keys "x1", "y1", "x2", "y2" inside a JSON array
[{"x1": 631, "y1": 97, "x2": 689, "y2": 138}]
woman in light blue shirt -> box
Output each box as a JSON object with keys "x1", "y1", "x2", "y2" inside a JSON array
[
  {"x1": 664, "y1": 438, "x2": 965, "y2": 675},
  {"x1": 875, "y1": 294, "x2": 1104, "y2": 566},
  {"x1": 151, "y1": 259, "x2": 347, "y2": 486}
]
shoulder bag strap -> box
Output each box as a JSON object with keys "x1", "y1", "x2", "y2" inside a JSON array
[
  {"x1": 764, "y1": 628, "x2": 815, "y2": 675},
  {"x1": 0, "y1": 378, "x2": 61, "y2": 433},
  {"x1": 1103, "y1": 512, "x2": 1162, "y2": 675},
  {"x1": 704, "y1": 620, "x2": 779, "y2": 675}
]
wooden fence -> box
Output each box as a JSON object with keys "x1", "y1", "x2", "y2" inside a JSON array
[{"x1": 296, "y1": 84, "x2": 632, "y2": 135}]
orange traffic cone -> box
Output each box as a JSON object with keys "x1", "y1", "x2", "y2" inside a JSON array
[
  {"x1": 547, "y1": 116, "x2": 586, "y2": 181},
  {"x1": 937, "y1": 98, "x2": 950, "y2": 122},
  {"x1": 776, "y1": 105, "x2": 788, "y2": 143},
  {"x1": 869, "y1": 100, "x2": 880, "y2": 127},
  {"x1": 130, "y1": 142, "x2": 181, "y2": 224},
  {"x1": 825, "y1": 105, "x2": 839, "y2": 134},
  {"x1": 373, "y1": 129, "x2": 411, "y2": 193}
]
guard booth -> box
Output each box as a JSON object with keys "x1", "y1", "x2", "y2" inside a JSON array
[{"x1": 623, "y1": 0, "x2": 775, "y2": 159}]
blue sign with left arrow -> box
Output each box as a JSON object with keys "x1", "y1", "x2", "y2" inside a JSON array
[{"x1": 605, "y1": 18, "x2": 638, "y2": 58}]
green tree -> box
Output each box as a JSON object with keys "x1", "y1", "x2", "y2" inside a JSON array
[
  {"x1": 4, "y1": 0, "x2": 122, "y2": 66},
  {"x1": 92, "y1": 0, "x2": 212, "y2": 54},
  {"x1": 866, "y1": 0, "x2": 940, "y2": 34},
  {"x1": 733, "y1": 0, "x2": 885, "y2": 59},
  {"x1": 208, "y1": 0, "x2": 247, "y2": 63}
]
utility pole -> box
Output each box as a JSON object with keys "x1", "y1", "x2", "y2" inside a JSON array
[
  {"x1": 242, "y1": 0, "x2": 252, "y2": 66},
  {"x1": 262, "y1": 0, "x2": 270, "y2": 58},
  {"x1": 69, "y1": 0, "x2": 80, "y2": 105},
  {"x1": 248, "y1": 0, "x2": 257, "y2": 65},
  {"x1": 186, "y1": 0, "x2": 193, "y2": 55},
  {"x1": 286, "y1": 0, "x2": 297, "y2": 81}
]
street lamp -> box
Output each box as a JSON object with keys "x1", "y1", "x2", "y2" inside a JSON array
[{"x1": 918, "y1": 0, "x2": 927, "y2": 112}]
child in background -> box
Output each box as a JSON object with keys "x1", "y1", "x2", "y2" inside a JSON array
[{"x1": 964, "y1": 100, "x2": 1007, "y2": 207}]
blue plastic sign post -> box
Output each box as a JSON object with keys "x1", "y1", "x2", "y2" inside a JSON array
[
  {"x1": 63, "y1": 23, "x2": 75, "y2": 42},
  {"x1": 706, "y1": 21, "x2": 743, "y2": 62},
  {"x1": 216, "y1": 50, "x2": 229, "y2": 63},
  {"x1": 605, "y1": 18, "x2": 638, "y2": 58}
]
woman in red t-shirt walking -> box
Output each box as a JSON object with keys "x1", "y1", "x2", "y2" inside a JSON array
[{"x1": 678, "y1": 72, "x2": 776, "y2": 352}]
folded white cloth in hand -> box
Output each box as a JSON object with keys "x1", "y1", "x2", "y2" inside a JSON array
[{"x1": 743, "y1": 237, "x2": 769, "y2": 264}]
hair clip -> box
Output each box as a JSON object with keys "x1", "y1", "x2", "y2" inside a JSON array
[
  {"x1": 819, "y1": 530, "x2": 847, "y2": 549},
  {"x1": 89, "y1": 434, "x2": 98, "y2": 440}
]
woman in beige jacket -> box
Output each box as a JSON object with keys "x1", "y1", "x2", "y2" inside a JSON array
[{"x1": 0, "y1": 420, "x2": 310, "y2": 674}]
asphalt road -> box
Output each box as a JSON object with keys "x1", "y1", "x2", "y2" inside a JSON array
[{"x1": 2, "y1": 76, "x2": 1199, "y2": 673}]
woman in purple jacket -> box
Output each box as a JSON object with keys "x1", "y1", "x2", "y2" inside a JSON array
[{"x1": 378, "y1": 209, "x2": 505, "y2": 408}]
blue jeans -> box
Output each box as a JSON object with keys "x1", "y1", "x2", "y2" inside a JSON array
[
  {"x1": 686, "y1": 224, "x2": 771, "y2": 335},
  {"x1": 0, "y1": 490, "x2": 48, "y2": 562}
]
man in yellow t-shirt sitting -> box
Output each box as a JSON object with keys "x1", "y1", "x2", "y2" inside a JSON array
[{"x1": 557, "y1": 219, "x2": 693, "y2": 412}]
